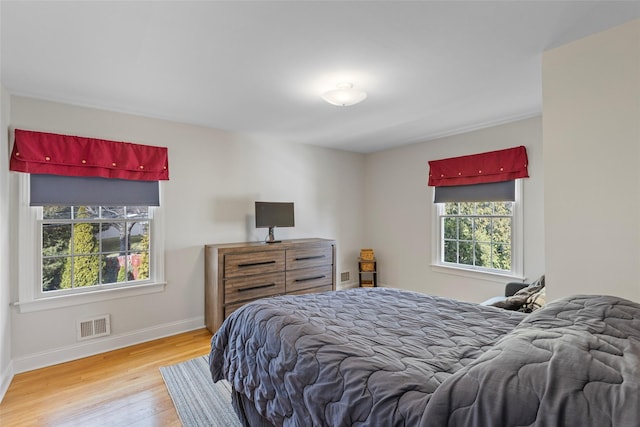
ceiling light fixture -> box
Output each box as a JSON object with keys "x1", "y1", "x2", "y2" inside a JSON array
[{"x1": 321, "y1": 83, "x2": 367, "y2": 107}]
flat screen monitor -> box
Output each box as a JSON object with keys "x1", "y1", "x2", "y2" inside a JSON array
[{"x1": 255, "y1": 201, "x2": 294, "y2": 243}]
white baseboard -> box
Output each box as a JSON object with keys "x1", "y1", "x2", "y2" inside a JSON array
[
  {"x1": 0, "y1": 360, "x2": 15, "y2": 404},
  {"x1": 11, "y1": 316, "x2": 205, "y2": 375},
  {"x1": 338, "y1": 282, "x2": 387, "y2": 290},
  {"x1": 337, "y1": 281, "x2": 359, "y2": 290}
]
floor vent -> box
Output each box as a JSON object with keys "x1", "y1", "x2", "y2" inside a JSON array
[
  {"x1": 77, "y1": 315, "x2": 111, "y2": 341},
  {"x1": 341, "y1": 271, "x2": 350, "y2": 282}
]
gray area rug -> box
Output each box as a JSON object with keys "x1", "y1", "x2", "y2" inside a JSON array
[{"x1": 160, "y1": 355, "x2": 242, "y2": 427}]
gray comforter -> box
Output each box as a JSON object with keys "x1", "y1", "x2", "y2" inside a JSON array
[
  {"x1": 421, "y1": 294, "x2": 640, "y2": 427},
  {"x1": 209, "y1": 287, "x2": 526, "y2": 426},
  {"x1": 210, "y1": 289, "x2": 640, "y2": 426}
]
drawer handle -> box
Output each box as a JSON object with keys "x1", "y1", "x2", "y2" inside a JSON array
[
  {"x1": 238, "y1": 260, "x2": 277, "y2": 268},
  {"x1": 238, "y1": 283, "x2": 276, "y2": 292},
  {"x1": 295, "y1": 275, "x2": 326, "y2": 282},
  {"x1": 295, "y1": 255, "x2": 325, "y2": 261}
]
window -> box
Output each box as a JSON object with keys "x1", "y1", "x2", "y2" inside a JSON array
[
  {"x1": 10, "y1": 129, "x2": 169, "y2": 312},
  {"x1": 15, "y1": 175, "x2": 165, "y2": 313},
  {"x1": 427, "y1": 146, "x2": 528, "y2": 279},
  {"x1": 432, "y1": 181, "x2": 523, "y2": 279},
  {"x1": 440, "y1": 201, "x2": 513, "y2": 271},
  {"x1": 41, "y1": 206, "x2": 151, "y2": 294}
]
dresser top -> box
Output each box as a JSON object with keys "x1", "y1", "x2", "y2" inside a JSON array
[{"x1": 205, "y1": 238, "x2": 335, "y2": 251}]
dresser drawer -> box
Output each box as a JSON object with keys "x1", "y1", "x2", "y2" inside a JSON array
[
  {"x1": 224, "y1": 250, "x2": 285, "y2": 278},
  {"x1": 287, "y1": 284, "x2": 333, "y2": 296},
  {"x1": 286, "y1": 245, "x2": 332, "y2": 271},
  {"x1": 286, "y1": 265, "x2": 333, "y2": 293},
  {"x1": 225, "y1": 272, "x2": 285, "y2": 304}
]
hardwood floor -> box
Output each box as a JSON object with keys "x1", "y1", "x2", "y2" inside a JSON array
[{"x1": 0, "y1": 328, "x2": 213, "y2": 427}]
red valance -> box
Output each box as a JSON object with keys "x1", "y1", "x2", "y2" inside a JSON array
[
  {"x1": 428, "y1": 146, "x2": 528, "y2": 187},
  {"x1": 9, "y1": 129, "x2": 169, "y2": 181}
]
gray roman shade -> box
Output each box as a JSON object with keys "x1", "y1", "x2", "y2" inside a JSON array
[
  {"x1": 30, "y1": 174, "x2": 160, "y2": 206},
  {"x1": 433, "y1": 180, "x2": 515, "y2": 203}
]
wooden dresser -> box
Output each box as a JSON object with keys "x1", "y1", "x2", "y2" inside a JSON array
[{"x1": 204, "y1": 238, "x2": 336, "y2": 333}]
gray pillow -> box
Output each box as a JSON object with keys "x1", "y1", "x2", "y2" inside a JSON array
[{"x1": 491, "y1": 275, "x2": 545, "y2": 312}]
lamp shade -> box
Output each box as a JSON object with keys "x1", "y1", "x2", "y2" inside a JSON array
[{"x1": 322, "y1": 83, "x2": 367, "y2": 106}]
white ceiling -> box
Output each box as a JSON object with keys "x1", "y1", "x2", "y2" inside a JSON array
[{"x1": 2, "y1": 1, "x2": 639, "y2": 153}]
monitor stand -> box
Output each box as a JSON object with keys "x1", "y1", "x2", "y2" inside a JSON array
[{"x1": 265, "y1": 226, "x2": 281, "y2": 244}]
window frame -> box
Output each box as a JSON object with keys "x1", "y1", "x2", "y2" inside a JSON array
[
  {"x1": 431, "y1": 179, "x2": 524, "y2": 282},
  {"x1": 15, "y1": 174, "x2": 166, "y2": 313}
]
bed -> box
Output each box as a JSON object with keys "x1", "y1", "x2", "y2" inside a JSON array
[{"x1": 209, "y1": 287, "x2": 640, "y2": 427}]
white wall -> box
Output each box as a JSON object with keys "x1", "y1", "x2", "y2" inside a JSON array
[
  {"x1": 8, "y1": 96, "x2": 365, "y2": 371},
  {"x1": 363, "y1": 117, "x2": 545, "y2": 303},
  {"x1": 542, "y1": 19, "x2": 640, "y2": 302},
  {"x1": 0, "y1": 85, "x2": 13, "y2": 399}
]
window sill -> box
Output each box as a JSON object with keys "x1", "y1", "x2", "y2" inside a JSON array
[
  {"x1": 431, "y1": 264, "x2": 526, "y2": 284},
  {"x1": 12, "y1": 281, "x2": 166, "y2": 313}
]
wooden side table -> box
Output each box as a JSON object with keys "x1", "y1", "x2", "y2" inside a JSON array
[{"x1": 358, "y1": 258, "x2": 377, "y2": 287}]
